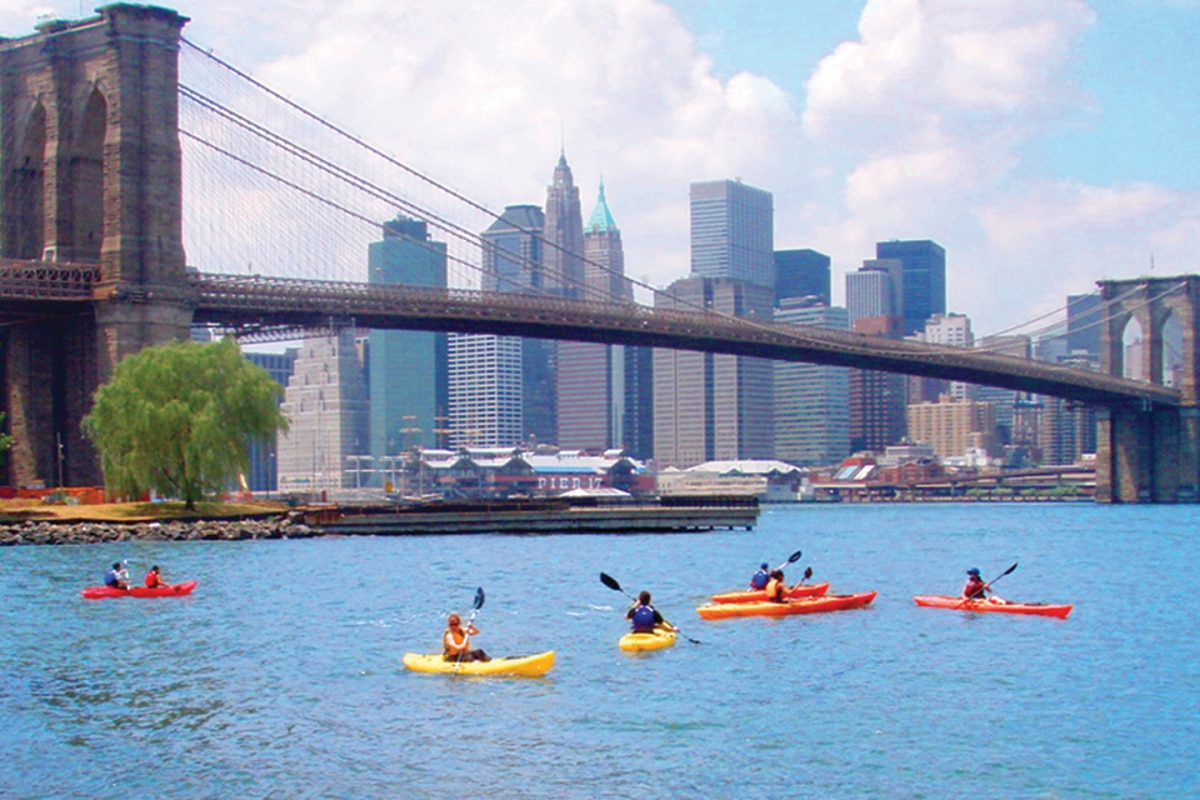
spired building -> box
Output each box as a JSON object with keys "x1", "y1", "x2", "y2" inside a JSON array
[
  {"x1": 543, "y1": 152, "x2": 586, "y2": 298},
  {"x1": 557, "y1": 179, "x2": 645, "y2": 452},
  {"x1": 654, "y1": 179, "x2": 775, "y2": 468},
  {"x1": 451, "y1": 204, "x2": 555, "y2": 447},
  {"x1": 876, "y1": 239, "x2": 945, "y2": 336},
  {"x1": 277, "y1": 329, "x2": 370, "y2": 492},
  {"x1": 368, "y1": 217, "x2": 448, "y2": 473}
]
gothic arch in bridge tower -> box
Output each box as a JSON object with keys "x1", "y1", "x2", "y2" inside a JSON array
[
  {"x1": 9, "y1": 103, "x2": 47, "y2": 260},
  {"x1": 66, "y1": 86, "x2": 108, "y2": 264},
  {"x1": 0, "y1": 5, "x2": 192, "y2": 489},
  {"x1": 1096, "y1": 275, "x2": 1200, "y2": 503}
]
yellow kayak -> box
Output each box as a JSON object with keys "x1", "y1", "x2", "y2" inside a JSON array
[
  {"x1": 402, "y1": 650, "x2": 555, "y2": 677},
  {"x1": 618, "y1": 627, "x2": 677, "y2": 652}
]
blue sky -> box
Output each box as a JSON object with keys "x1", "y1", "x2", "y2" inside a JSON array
[{"x1": 3, "y1": 0, "x2": 1197, "y2": 336}]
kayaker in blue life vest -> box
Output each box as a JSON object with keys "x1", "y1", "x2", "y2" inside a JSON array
[
  {"x1": 626, "y1": 591, "x2": 678, "y2": 634},
  {"x1": 750, "y1": 563, "x2": 771, "y2": 590},
  {"x1": 103, "y1": 562, "x2": 129, "y2": 590}
]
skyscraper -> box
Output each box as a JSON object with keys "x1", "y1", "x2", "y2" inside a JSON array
[
  {"x1": 447, "y1": 333, "x2": 523, "y2": 448},
  {"x1": 466, "y1": 204, "x2": 556, "y2": 446},
  {"x1": 557, "y1": 180, "x2": 638, "y2": 451},
  {"x1": 876, "y1": 239, "x2": 945, "y2": 335},
  {"x1": 774, "y1": 299, "x2": 850, "y2": 466},
  {"x1": 654, "y1": 276, "x2": 774, "y2": 467},
  {"x1": 775, "y1": 248, "x2": 831, "y2": 307},
  {"x1": 846, "y1": 259, "x2": 903, "y2": 325},
  {"x1": 690, "y1": 179, "x2": 774, "y2": 289},
  {"x1": 368, "y1": 216, "x2": 448, "y2": 471},
  {"x1": 846, "y1": 261, "x2": 907, "y2": 452},
  {"x1": 277, "y1": 329, "x2": 370, "y2": 492},
  {"x1": 244, "y1": 349, "x2": 296, "y2": 493},
  {"x1": 543, "y1": 152, "x2": 585, "y2": 298}
]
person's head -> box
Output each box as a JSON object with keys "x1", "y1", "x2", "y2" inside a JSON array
[
  {"x1": 967, "y1": 568, "x2": 981, "y2": 578},
  {"x1": 447, "y1": 613, "x2": 462, "y2": 628},
  {"x1": 151, "y1": 565, "x2": 160, "y2": 573},
  {"x1": 638, "y1": 590, "x2": 652, "y2": 605},
  {"x1": 112, "y1": 562, "x2": 121, "y2": 570},
  {"x1": 770, "y1": 570, "x2": 784, "y2": 580},
  {"x1": 760, "y1": 562, "x2": 769, "y2": 571}
]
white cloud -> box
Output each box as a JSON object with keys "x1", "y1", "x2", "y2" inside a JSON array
[{"x1": 796, "y1": 0, "x2": 1199, "y2": 334}]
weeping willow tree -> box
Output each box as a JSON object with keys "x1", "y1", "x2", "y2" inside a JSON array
[{"x1": 83, "y1": 337, "x2": 288, "y2": 510}]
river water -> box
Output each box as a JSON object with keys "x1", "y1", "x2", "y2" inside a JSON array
[{"x1": 1, "y1": 502, "x2": 1196, "y2": 798}]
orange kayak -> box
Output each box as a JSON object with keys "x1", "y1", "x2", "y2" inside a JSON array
[
  {"x1": 913, "y1": 595, "x2": 1072, "y2": 619},
  {"x1": 709, "y1": 582, "x2": 830, "y2": 604},
  {"x1": 696, "y1": 591, "x2": 876, "y2": 620},
  {"x1": 82, "y1": 580, "x2": 198, "y2": 600}
]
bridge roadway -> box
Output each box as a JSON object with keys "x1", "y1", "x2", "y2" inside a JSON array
[{"x1": 0, "y1": 261, "x2": 1181, "y2": 409}]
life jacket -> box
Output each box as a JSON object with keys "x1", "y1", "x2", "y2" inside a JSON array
[
  {"x1": 963, "y1": 577, "x2": 987, "y2": 599},
  {"x1": 145, "y1": 571, "x2": 161, "y2": 588},
  {"x1": 765, "y1": 577, "x2": 787, "y2": 602},
  {"x1": 631, "y1": 604, "x2": 658, "y2": 632},
  {"x1": 750, "y1": 570, "x2": 770, "y2": 589},
  {"x1": 443, "y1": 627, "x2": 468, "y2": 656},
  {"x1": 104, "y1": 569, "x2": 120, "y2": 587}
]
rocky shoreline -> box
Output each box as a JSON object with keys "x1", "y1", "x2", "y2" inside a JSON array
[{"x1": 0, "y1": 514, "x2": 317, "y2": 546}]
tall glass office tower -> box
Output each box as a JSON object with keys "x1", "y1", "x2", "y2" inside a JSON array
[
  {"x1": 876, "y1": 239, "x2": 945, "y2": 336},
  {"x1": 654, "y1": 276, "x2": 774, "y2": 467},
  {"x1": 461, "y1": 204, "x2": 555, "y2": 447},
  {"x1": 690, "y1": 179, "x2": 774, "y2": 289},
  {"x1": 368, "y1": 217, "x2": 447, "y2": 472},
  {"x1": 774, "y1": 299, "x2": 850, "y2": 466}
]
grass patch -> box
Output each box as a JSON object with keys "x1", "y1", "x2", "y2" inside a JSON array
[{"x1": 0, "y1": 499, "x2": 289, "y2": 523}]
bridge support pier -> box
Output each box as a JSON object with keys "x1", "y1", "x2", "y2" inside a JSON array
[{"x1": 1096, "y1": 406, "x2": 1198, "y2": 503}]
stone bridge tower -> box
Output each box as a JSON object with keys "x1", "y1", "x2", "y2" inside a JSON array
[
  {"x1": 0, "y1": 4, "x2": 191, "y2": 487},
  {"x1": 1096, "y1": 275, "x2": 1200, "y2": 502}
]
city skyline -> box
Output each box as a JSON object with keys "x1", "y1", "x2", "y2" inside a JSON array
[{"x1": 3, "y1": 2, "x2": 1194, "y2": 337}]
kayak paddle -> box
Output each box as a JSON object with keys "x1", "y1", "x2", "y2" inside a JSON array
[
  {"x1": 599, "y1": 572, "x2": 701, "y2": 645},
  {"x1": 453, "y1": 586, "x2": 485, "y2": 675},
  {"x1": 775, "y1": 549, "x2": 803, "y2": 571},
  {"x1": 958, "y1": 562, "x2": 1017, "y2": 607}
]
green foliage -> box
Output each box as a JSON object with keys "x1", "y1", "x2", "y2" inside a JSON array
[
  {"x1": 82, "y1": 338, "x2": 288, "y2": 509},
  {"x1": 0, "y1": 412, "x2": 12, "y2": 459}
]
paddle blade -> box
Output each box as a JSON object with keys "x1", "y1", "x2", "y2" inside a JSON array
[
  {"x1": 473, "y1": 586, "x2": 485, "y2": 610},
  {"x1": 1001, "y1": 562, "x2": 1018, "y2": 576},
  {"x1": 787, "y1": 549, "x2": 803, "y2": 564},
  {"x1": 803, "y1": 566, "x2": 813, "y2": 580},
  {"x1": 600, "y1": 572, "x2": 623, "y2": 593}
]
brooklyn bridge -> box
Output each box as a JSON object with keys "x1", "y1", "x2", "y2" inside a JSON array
[{"x1": 0, "y1": 4, "x2": 1196, "y2": 503}]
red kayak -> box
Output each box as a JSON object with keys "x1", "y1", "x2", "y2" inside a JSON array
[
  {"x1": 82, "y1": 580, "x2": 198, "y2": 600},
  {"x1": 696, "y1": 591, "x2": 876, "y2": 620},
  {"x1": 709, "y1": 582, "x2": 831, "y2": 604},
  {"x1": 912, "y1": 594, "x2": 1072, "y2": 619}
]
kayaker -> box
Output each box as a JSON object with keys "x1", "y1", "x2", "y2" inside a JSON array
[
  {"x1": 103, "y1": 562, "x2": 129, "y2": 590},
  {"x1": 626, "y1": 590, "x2": 678, "y2": 633},
  {"x1": 442, "y1": 613, "x2": 490, "y2": 662},
  {"x1": 962, "y1": 568, "x2": 1004, "y2": 602},
  {"x1": 749, "y1": 563, "x2": 771, "y2": 589},
  {"x1": 145, "y1": 565, "x2": 166, "y2": 589},
  {"x1": 765, "y1": 570, "x2": 788, "y2": 603}
]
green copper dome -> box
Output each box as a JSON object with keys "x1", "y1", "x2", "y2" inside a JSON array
[{"x1": 586, "y1": 181, "x2": 618, "y2": 234}]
